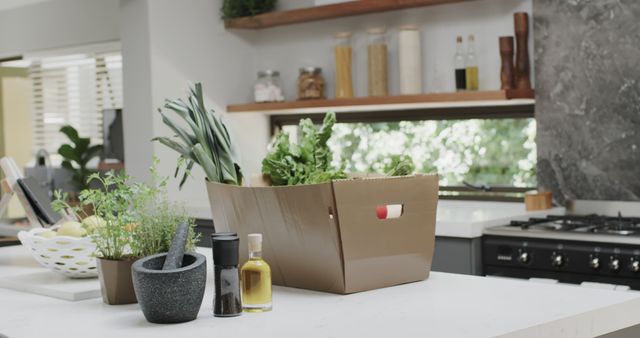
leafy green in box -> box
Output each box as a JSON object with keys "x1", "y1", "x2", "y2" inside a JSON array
[{"x1": 262, "y1": 112, "x2": 346, "y2": 186}]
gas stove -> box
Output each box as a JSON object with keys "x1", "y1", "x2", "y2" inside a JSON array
[{"x1": 483, "y1": 201, "x2": 640, "y2": 290}]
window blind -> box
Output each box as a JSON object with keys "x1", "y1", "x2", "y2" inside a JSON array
[{"x1": 29, "y1": 52, "x2": 123, "y2": 155}]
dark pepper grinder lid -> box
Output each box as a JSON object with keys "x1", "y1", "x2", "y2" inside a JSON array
[{"x1": 212, "y1": 235, "x2": 239, "y2": 266}]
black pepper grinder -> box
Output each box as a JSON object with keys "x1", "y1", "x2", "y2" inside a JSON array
[{"x1": 211, "y1": 234, "x2": 242, "y2": 317}]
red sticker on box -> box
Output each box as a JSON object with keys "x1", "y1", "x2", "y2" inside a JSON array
[{"x1": 376, "y1": 204, "x2": 403, "y2": 220}]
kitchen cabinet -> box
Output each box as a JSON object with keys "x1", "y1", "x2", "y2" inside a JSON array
[{"x1": 432, "y1": 236, "x2": 483, "y2": 275}]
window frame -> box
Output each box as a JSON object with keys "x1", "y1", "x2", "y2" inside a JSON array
[{"x1": 269, "y1": 103, "x2": 536, "y2": 202}]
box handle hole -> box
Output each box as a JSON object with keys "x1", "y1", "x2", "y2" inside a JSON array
[{"x1": 376, "y1": 204, "x2": 403, "y2": 220}]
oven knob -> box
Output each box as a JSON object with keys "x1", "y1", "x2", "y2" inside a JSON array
[
  {"x1": 518, "y1": 252, "x2": 530, "y2": 264},
  {"x1": 589, "y1": 257, "x2": 600, "y2": 270},
  {"x1": 609, "y1": 258, "x2": 620, "y2": 271},
  {"x1": 551, "y1": 254, "x2": 565, "y2": 268},
  {"x1": 630, "y1": 260, "x2": 640, "y2": 273}
]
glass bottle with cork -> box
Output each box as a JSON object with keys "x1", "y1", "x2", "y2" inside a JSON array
[
  {"x1": 465, "y1": 34, "x2": 479, "y2": 91},
  {"x1": 241, "y1": 233, "x2": 272, "y2": 312},
  {"x1": 334, "y1": 32, "x2": 354, "y2": 99},
  {"x1": 454, "y1": 35, "x2": 466, "y2": 91}
]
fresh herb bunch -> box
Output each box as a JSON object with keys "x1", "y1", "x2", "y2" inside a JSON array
[
  {"x1": 53, "y1": 171, "x2": 142, "y2": 260},
  {"x1": 52, "y1": 160, "x2": 200, "y2": 260},
  {"x1": 154, "y1": 83, "x2": 242, "y2": 187},
  {"x1": 384, "y1": 155, "x2": 416, "y2": 176},
  {"x1": 130, "y1": 160, "x2": 200, "y2": 257},
  {"x1": 262, "y1": 112, "x2": 346, "y2": 186},
  {"x1": 221, "y1": 0, "x2": 277, "y2": 19},
  {"x1": 58, "y1": 125, "x2": 103, "y2": 191}
]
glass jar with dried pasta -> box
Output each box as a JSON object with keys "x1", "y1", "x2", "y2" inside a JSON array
[{"x1": 297, "y1": 67, "x2": 325, "y2": 100}]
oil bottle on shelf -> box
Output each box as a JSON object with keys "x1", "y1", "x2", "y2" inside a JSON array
[{"x1": 465, "y1": 34, "x2": 479, "y2": 91}]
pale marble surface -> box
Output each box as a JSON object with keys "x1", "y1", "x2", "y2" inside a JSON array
[
  {"x1": 0, "y1": 245, "x2": 100, "y2": 301},
  {"x1": 534, "y1": 0, "x2": 640, "y2": 204},
  {"x1": 1, "y1": 245, "x2": 640, "y2": 338},
  {"x1": 435, "y1": 200, "x2": 564, "y2": 238}
]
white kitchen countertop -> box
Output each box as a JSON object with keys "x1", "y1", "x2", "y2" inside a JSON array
[
  {"x1": 1, "y1": 245, "x2": 640, "y2": 338},
  {"x1": 435, "y1": 200, "x2": 565, "y2": 238}
]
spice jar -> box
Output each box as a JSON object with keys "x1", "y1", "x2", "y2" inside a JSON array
[
  {"x1": 334, "y1": 32, "x2": 354, "y2": 99},
  {"x1": 211, "y1": 234, "x2": 242, "y2": 317},
  {"x1": 367, "y1": 27, "x2": 388, "y2": 97},
  {"x1": 254, "y1": 70, "x2": 284, "y2": 103},
  {"x1": 297, "y1": 67, "x2": 325, "y2": 100}
]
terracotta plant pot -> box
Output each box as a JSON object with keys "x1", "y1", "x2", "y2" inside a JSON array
[{"x1": 97, "y1": 257, "x2": 138, "y2": 305}]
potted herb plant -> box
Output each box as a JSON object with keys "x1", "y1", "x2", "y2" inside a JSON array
[
  {"x1": 54, "y1": 160, "x2": 201, "y2": 306},
  {"x1": 54, "y1": 171, "x2": 142, "y2": 305},
  {"x1": 130, "y1": 164, "x2": 204, "y2": 323}
]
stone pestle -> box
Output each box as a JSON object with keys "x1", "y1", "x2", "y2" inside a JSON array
[{"x1": 162, "y1": 221, "x2": 189, "y2": 270}]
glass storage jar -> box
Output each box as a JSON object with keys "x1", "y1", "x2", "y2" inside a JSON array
[
  {"x1": 367, "y1": 27, "x2": 388, "y2": 97},
  {"x1": 334, "y1": 31, "x2": 353, "y2": 99},
  {"x1": 254, "y1": 70, "x2": 284, "y2": 103},
  {"x1": 297, "y1": 67, "x2": 325, "y2": 100}
]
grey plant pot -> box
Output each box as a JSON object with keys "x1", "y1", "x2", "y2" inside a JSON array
[{"x1": 131, "y1": 252, "x2": 207, "y2": 324}]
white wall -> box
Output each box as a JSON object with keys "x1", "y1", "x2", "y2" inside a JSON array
[
  {"x1": 122, "y1": 0, "x2": 533, "y2": 218},
  {"x1": 0, "y1": 0, "x2": 119, "y2": 59},
  {"x1": 120, "y1": 0, "x2": 269, "y2": 217}
]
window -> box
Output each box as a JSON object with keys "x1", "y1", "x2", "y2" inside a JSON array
[
  {"x1": 327, "y1": 119, "x2": 536, "y2": 187},
  {"x1": 29, "y1": 52, "x2": 123, "y2": 155},
  {"x1": 273, "y1": 103, "x2": 536, "y2": 200}
]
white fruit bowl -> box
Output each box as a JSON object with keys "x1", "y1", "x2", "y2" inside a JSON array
[{"x1": 18, "y1": 227, "x2": 98, "y2": 278}]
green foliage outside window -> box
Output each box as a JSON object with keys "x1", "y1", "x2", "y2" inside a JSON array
[{"x1": 327, "y1": 119, "x2": 536, "y2": 187}]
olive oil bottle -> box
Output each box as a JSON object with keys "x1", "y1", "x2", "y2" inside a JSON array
[
  {"x1": 241, "y1": 233, "x2": 272, "y2": 312},
  {"x1": 465, "y1": 34, "x2": 479, "y2": 90}
]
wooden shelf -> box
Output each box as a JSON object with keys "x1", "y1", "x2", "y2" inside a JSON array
[
  {"x1": 225, "y1": 0, "x2": 472, "y2": 30},
  {"x1": 227, "y1": 89, "x2": 534, "y2": 115}
]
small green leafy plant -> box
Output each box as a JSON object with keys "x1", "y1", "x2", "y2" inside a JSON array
[
  {"x1": 154, "y1": 83, "x2": 242, "y2": 187},
  {"x1": 262, "y1": 112, "x2": 346, "y2": 186},
  {"x1": 384, "y1": 154, "x2": 416, "y2": 177},
  {"x1": 221, "y1": 0, "x2": 277, "y2": 19},
  {"x1": 58, "y1": 125, "x2": 103, "y2": 191},
  {"x1": 130, "y1": 160, "x2": 200, "y2": 257},
  {"x1": 53, "y1": 171, "x2": 139, "y2": 260},
  {"x1": 52, "y1": 160, "x2": 199, "y2": 260}
]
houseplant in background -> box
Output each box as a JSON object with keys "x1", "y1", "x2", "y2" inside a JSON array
[
  {"x1": 58, "y1": 125, "x2": 103, "y2": 191},
  {"x1": 221, "y1": 0, "x2": 277, "y2": 19}
]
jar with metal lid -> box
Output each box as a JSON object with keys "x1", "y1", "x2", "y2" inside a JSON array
[
  {"x1": 297, "y1": 67, "x2": 325, "y2": 100},
  {"x1": 254, "y1": 70, "x2": 284, "y2": 103}
]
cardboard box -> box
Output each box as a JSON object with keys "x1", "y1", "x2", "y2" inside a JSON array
[{"x1": 206, "y1": 174, "x2": 439, "y2": 294}]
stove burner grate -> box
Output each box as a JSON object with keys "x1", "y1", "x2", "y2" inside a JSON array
[{"x1": 510, "y1": 213, "x2": 640, "y2": 236}]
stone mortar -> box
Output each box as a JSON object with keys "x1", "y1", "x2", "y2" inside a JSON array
[{"x1": 132, "y1": 252, "x2": 207, "y2": 324}]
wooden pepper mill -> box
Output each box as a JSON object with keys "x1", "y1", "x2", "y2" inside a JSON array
[
  {"x1": 499, "y1": 36, "x2": 515, "y2": 89},
  {"x1": 514, "y1": 12, "x2": 531, "y2": 90}
]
